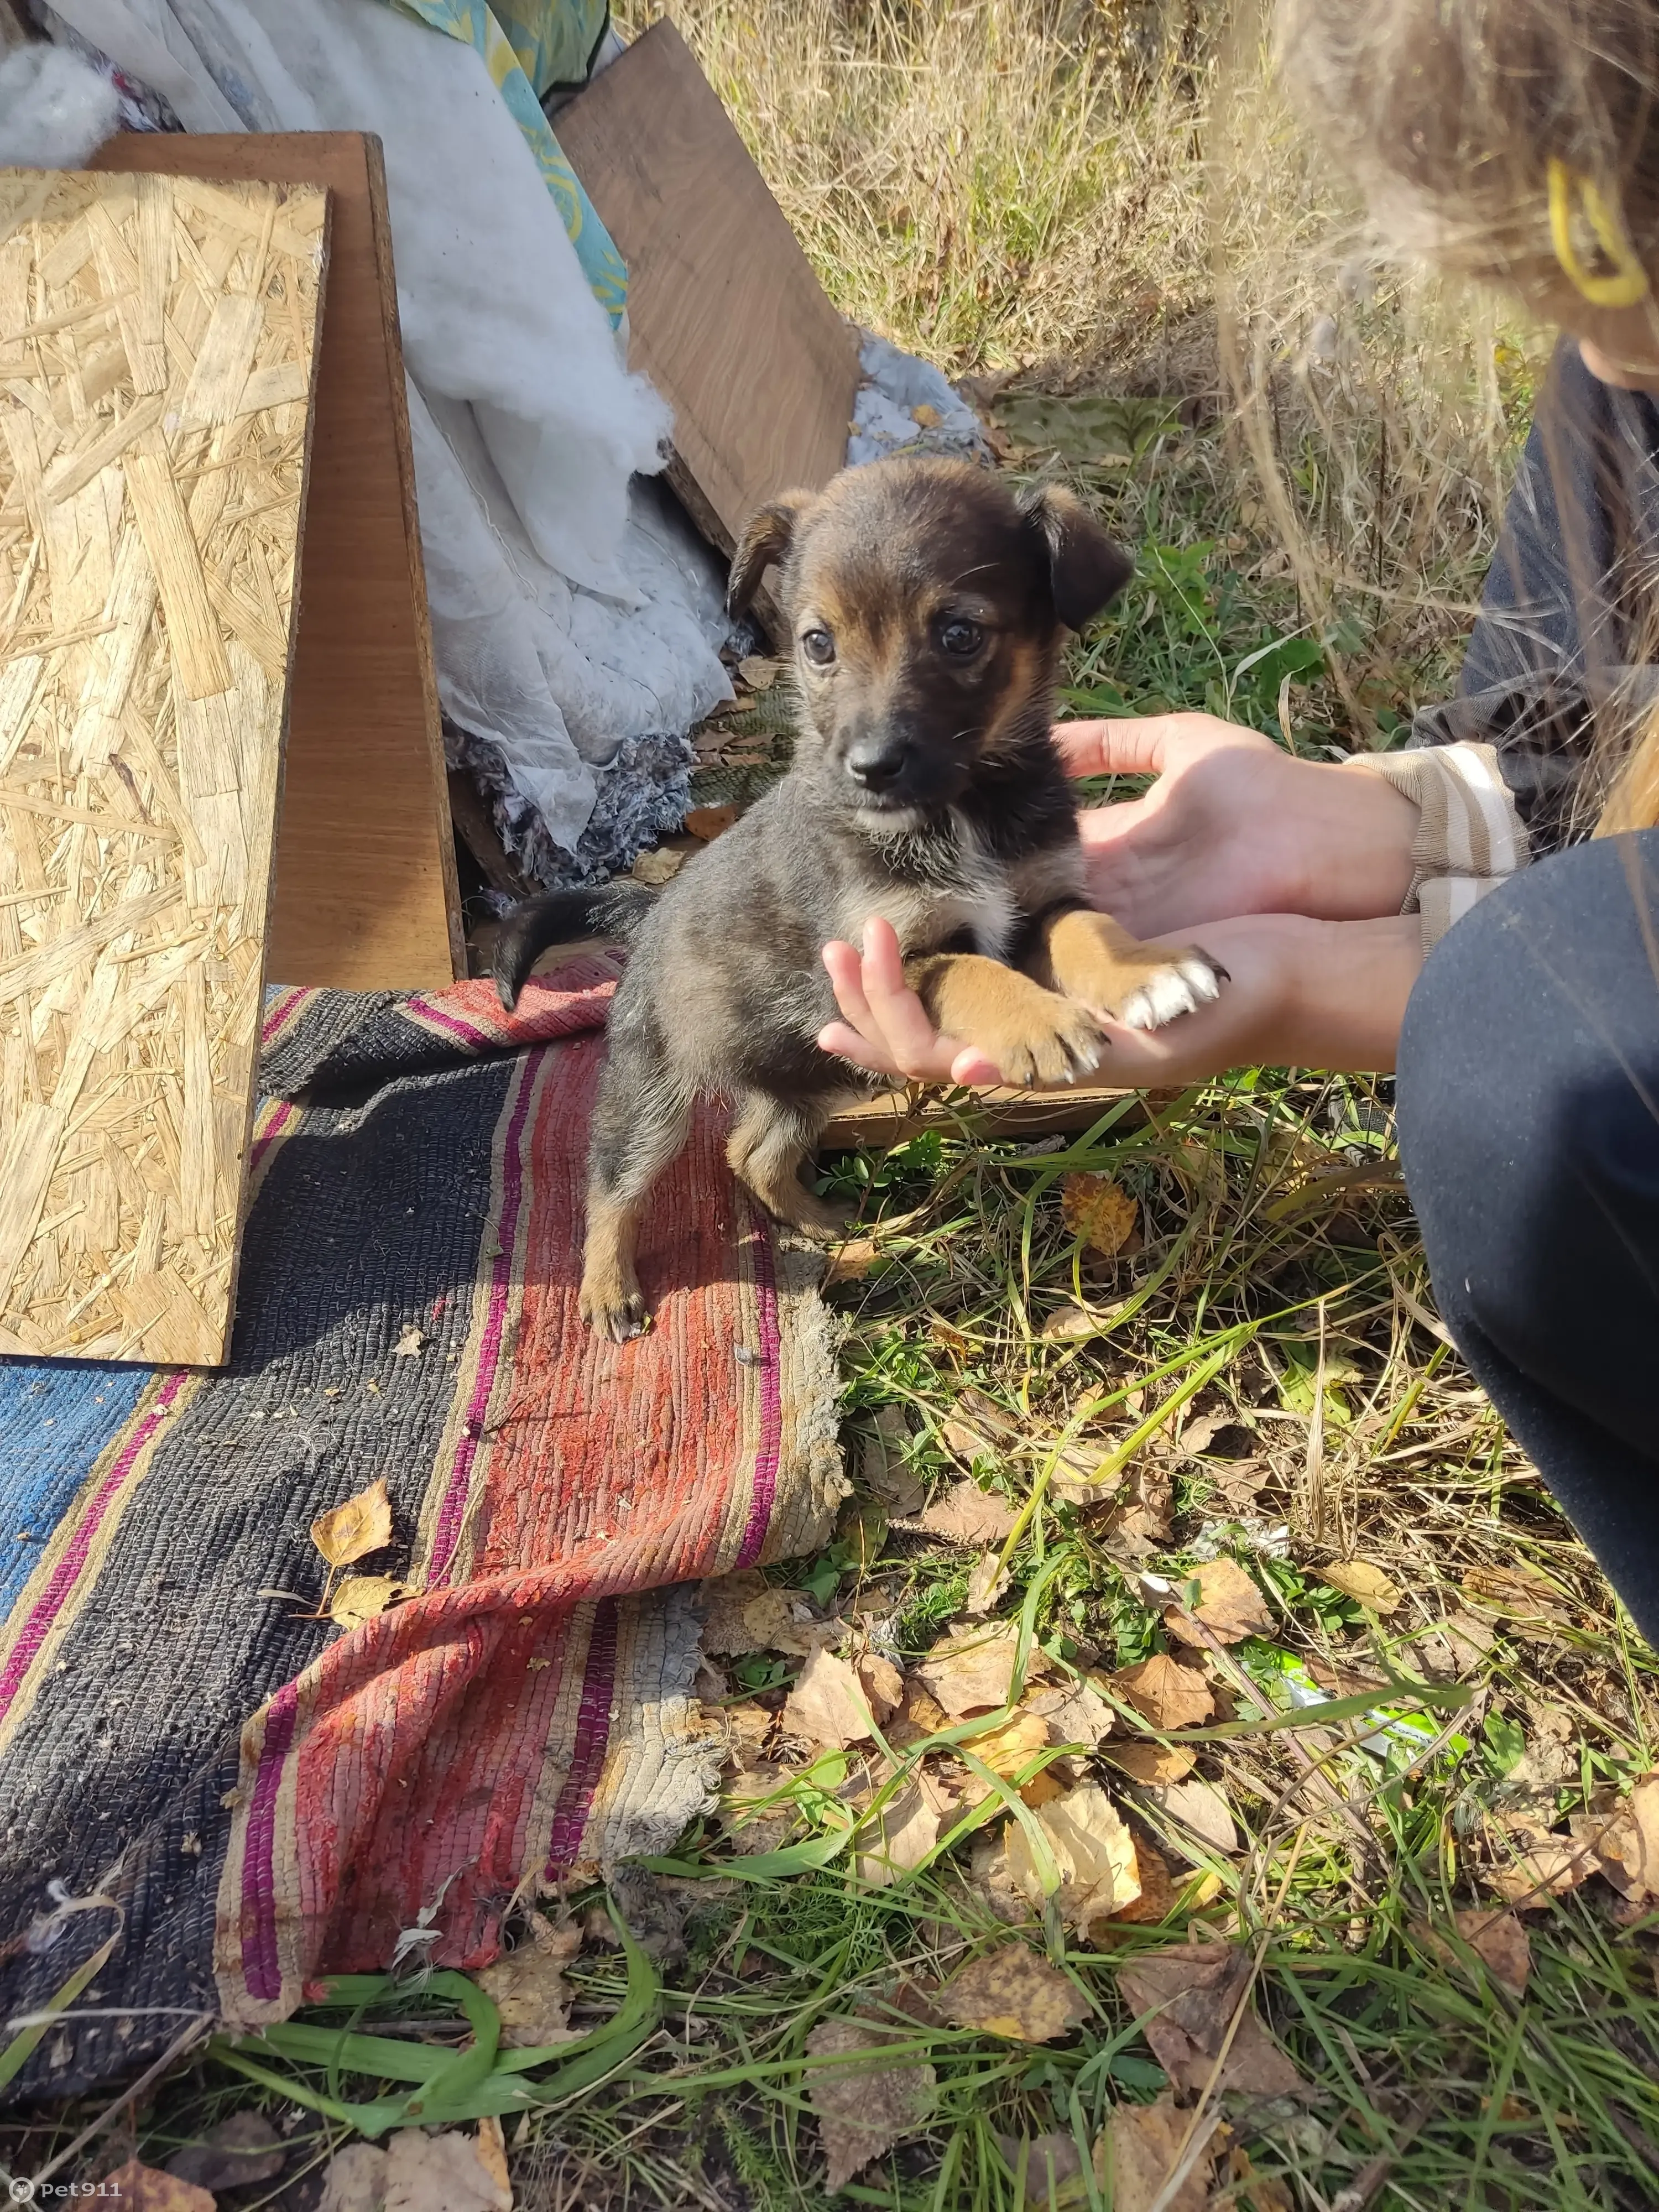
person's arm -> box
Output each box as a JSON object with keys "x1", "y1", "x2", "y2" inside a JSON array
[
  {"x1": 820, "y1": 912, "x2": 1421, "y2": 1087},
  {"x1": 1054, "y1": 714, "x2": 1421, "y2": 932}
]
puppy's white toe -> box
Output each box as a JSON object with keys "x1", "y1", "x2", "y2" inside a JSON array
[{"x1": 1119, "y1": 955, "x2": 1227, "y2": 1034}]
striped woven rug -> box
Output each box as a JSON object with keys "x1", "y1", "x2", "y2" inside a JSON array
[{"x1": 0, "y1": 960, "x2": 843, "y2": 2095}]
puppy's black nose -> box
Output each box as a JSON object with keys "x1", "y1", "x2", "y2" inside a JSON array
[{"x1": 847, "y1": 742, "x2": 909, "y2": 792}]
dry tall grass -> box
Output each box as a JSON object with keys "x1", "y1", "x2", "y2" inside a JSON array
[{"x1": 619, "y1": 0, "x2": 1553, "y2": 727}]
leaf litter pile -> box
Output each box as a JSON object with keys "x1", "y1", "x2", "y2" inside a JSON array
[{"x1": 8, "y1": 1073, "x2": 1659, "y2": 2212}]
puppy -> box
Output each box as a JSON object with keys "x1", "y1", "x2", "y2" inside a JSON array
[{"x1": 494, "y1": 457, "x2": 1226, "y2": 1340}]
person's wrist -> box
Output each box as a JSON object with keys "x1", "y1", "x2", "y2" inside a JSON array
[
  {"x1": 1284, "y1": 761, "x2": 1420, "y2": 919},
  {"x1": 1280, "y1": 914, "x2": 1419, "y2": 1070}
]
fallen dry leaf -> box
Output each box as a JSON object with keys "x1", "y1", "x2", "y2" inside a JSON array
[
  {"x1": 700, "y1": 1573, "x2": 837, "y2": 1660},
  {"x1": 969, "y1": 1830, "x2": 1038, "y2": 1927},
  {"x1": 1417, "y1": 1608, "x2": 1499, "y2": 1676},
  {"x1": 1103, "y1": 1741, "x2": 1196, "y2": 1786},
  {"x1": 165, "y1": 2112, "x2": 286, "y2": 2192},
  {"x1": 939, "y1": 1942, "x2": 1088, "y2": 2042},
  {"x1": 1092, "y1": 1462, "x2": 1173, "y2": 1553},
  {"x1": 1097, "y1": 2094, "x2": 1217, "y2": 2212},
  {"x1": 385, "y1": 2126, "x2": 511, "y2": 2212},
  {"x1": 698, "y1": 1568, "x2": 771, "y2": 1654},
  {"x1": 686, "y1": 803, "x2": 738, "y2": 841},
  {"x1": 1093, "y1": 1836, "x2": 1177, "y2": 1933},
  {"x1": 857, "y1": 1768, "x2": 952, "y2": 1886},
  {"x1": 718, "y1": 1700, "x2": 773, "y2": 1757},
  {"x1": 783, "y1": 1647, "x2": 875, "y2": 1749},
  {"x1": 1140, "y1": 1777, "x2": 1238, "y2": 1859},
  {"x1": 1029, "y1": 1678, "x2": 1117, "y2": 1761},
  {"x1": 857, "y1": 1652, "x2": 905, "y2": 1720},
  {"x1": 1228, "y1": 2147, "x2": 1295, "y2": 2212},
  {"x1": 914, "y1": 1624, "x2": 1027, "y2": 1716},
  {"x1": 1039, "y1": 1301, "x2": 1107, "y2": 1342},
  {"x1": 105, "y1": 2163, "x2": 215, "y2": 2212},
  {"x1": 1111, "y1": 1653, "x2": 1214, "y2": 1731},
  {"x1": 473, "y1": 2121, "x2": 509, "y2": 2208},
  {"x1": 393, "y1": 1325, "x2": 424, "y2": 1357},
  {"x1": 805, "y1": 2018, "x2": 936, "y2": 2192},
  {"x1": 752, "y1": 1590, "x2": 842, "y2": 1660},
  {"x1": 917, "y1": 1477, "x2": 1019, "y2": 1547},
  {"x1": 962, "y1": 1709, "x2": 1051, "y2": 1781},
  {"x1": 328, "y1": 1574, "x2": 411, "y2": 1632},
  {"x1": 630, "y1": 847, "x2": 685, "y2": 885},
  {"x1": 738, "y1": 654, "x2": 781, "y2": 689},
  {"x1": 1460, "y1": 1563, "x2": 1573, "y2": 1625},
  {"x1": 1580, "y1": 1774, "x2": 1659, "y2": 1898},
  {"x1": 1318, "y1": 1559, "x2": 1402, "y2": 1616},
  {"x1": 311, "y1": 1477, "x2": 393, "y2": 1569},
  {"x1": 319, "y1": 2143, "x2": 387, "y2": 2212},
  {"x1": 477, "y1": 1912, "x2": 583, "y2": 2046},
  {"x1": 1060, "y1": 1174, "x2": 1138, "y2": 1257},
  {"x1": 1005, "y1": 1782, "x2": 1140, "y2": 1931},
  {"x1": 1485, "y1": 1828, "x2": 1596, "y2": 1906},
  {"x1": 721, "y1": 1760, "x2": 799, "y2": 1855},
  {"x1": 1431, "y1": 1910, "x2": 1532, "y2": 1995},
  {"x1": 1162, "y1": 1558, "x2": 1272, "y2": 1645},
  {"x1": 887, "y1": 1675, "x2": 951, "y2": 1752},
  {"x1": 997, "y1": 2132, "x2": 1086, "y2": 2207},
  {"x1": 1117, "y1": 1942, "x2": 1306, "y2": 2098},
  {"x1": 965, "y1": 1550, "x2": 1011, "y2": 1616},
  {"x1": 824, "y1": 1237, "x2": 880, "y2": 1286},
  {"x1": 859, "y1": 1407, "x2": 927, "y2": 1516}
]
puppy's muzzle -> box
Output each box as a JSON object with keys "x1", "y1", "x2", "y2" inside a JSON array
[{"x1": 846, "y1": 737, "x2": 910, "y2": 796}]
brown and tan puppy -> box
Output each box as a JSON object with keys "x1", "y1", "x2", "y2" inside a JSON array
[{"x1": 494, "y1": 458, "x2": 1225, "y2": 1340}]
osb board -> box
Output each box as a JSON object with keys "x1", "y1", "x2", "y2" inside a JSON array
[
  {"x1": 555, "y1": 20, "x2": 858, "y2": 566},
  {"x1": 93, "y1": 133, "x2": 463, "y2": 992},
  {"x1": 0, "y1": 166, "x2": 327, "y2": 1364}
]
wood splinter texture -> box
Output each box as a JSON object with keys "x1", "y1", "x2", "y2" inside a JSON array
[{"x1": 0, "y1": 168, "x2": 327, "y2": 1366}]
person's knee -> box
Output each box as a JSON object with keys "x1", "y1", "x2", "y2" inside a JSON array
[{"x1": 1396, "y1": 834, "x2": 1659, "y2": 1369}]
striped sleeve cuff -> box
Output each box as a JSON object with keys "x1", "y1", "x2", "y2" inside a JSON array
[{"x1": 1344, "y1": 741, "x2": 1531, "y2": 952}]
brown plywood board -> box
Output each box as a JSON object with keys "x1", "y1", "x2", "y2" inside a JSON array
[
  {"x1": 91, "y1": 133, "x2": 463, "y2": 992},
  {"x1": 555, "y1": 20, "x2": 858, "y2": 562},
  {"x1": 0, "y1": 166, "x2": 326, "y2": 1364}
]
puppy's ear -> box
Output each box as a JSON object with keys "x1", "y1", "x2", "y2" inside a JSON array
[
  {"x1": 727, "y1": 491, "x2": 816, "y2": 618},
  {"x1": 1019, "y1": 484, "x2": 1133, "y2": 632}
]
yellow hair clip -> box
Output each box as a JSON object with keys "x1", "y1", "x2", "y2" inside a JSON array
[{"x1": 1548, "y1": 157, "x2": 1651, "y2": 308}]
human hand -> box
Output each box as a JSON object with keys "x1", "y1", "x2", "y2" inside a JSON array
[
  {"x1": 1056, "y1": 712, "x2": 1419, "y2": 935},
  {"x1": 819, "y1": 912, "x2": 1420, "y2": 1087}
]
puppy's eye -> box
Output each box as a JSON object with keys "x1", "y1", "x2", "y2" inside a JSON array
[
  {"x1": 940, "y1": 618, "x2": 984, "y2": 657},
  {"x1": 800, "y1": 628, "x2": 836, "y2": 666}
]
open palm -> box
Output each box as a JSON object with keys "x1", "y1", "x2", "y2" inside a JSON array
[{"x1": 1060, "y1": 713, "x2": 1418, "y2": 936}]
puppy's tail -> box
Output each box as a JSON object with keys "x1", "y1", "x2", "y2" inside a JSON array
[{"x1": 492, "y1": 881, "x2": 658, "y2": 1010}]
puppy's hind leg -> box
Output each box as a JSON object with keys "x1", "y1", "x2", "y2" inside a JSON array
[
  {"x1": 580, "y1": 1052, "x2": 693, "y2": 1342},
  {"x1": 727, "y1": 1093, "x2": 851, "y2": 1239}
]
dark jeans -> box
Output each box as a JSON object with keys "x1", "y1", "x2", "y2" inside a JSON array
[{"x1": 1396, "y1": 831, "x2": 1659, "y2": 1646}]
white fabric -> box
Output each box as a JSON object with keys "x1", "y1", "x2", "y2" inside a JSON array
[
  {"x1": 45, "y1": 0, "x2": 734, "y2": 849},
  {"x1": 0, "y1": 45, "x2": 119, "y2": 166}
]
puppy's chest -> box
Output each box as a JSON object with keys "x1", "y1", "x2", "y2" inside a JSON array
[{"x1": 851, "y1": 828, "x2": 1021, "y2": 962}]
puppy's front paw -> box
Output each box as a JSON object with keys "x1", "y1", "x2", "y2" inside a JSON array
[
  {"x1": 980, "y1": 996, "x2": 1105, "y2": 1088},
  {"x1": 578, "y1": 1264, "x2": 651, "y2": 1342},
  {"x1": 1116, "y1": 947, "x2": 1229, "y2": 1033}
]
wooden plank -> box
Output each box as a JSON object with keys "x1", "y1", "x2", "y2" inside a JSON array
[
  {"x1": 92, "y1": 134, "x2": 464, "y2": 992},
  {"x1": 555, "y1": 20, "x2": 858, "y2": 585},
  {"x1": 0, "y1": 165, "x2": 327, "y2": 1365},
  {"x1": 822, "y1": 1084, "x2": 1150, "y2": 1148}
]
